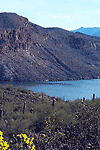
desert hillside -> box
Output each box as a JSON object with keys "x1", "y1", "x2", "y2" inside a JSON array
[
  {"x1": 0, "y1": 12, "x2": 100, "y2": 82},
  {"x1": 0, "y1": 84, "x2": 100, "y2": 149}
]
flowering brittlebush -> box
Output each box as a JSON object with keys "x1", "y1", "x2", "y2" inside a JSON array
[
  {"x1": 17, "y1": 133, "x2": 36, "y2": 150},
  {"x1": 0, "y1": 131, "x2": 9, "y2": 150}
]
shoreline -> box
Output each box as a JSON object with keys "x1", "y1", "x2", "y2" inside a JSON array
[{"x1": 0, "y1": 77, "x2": 100, "y2": 85}]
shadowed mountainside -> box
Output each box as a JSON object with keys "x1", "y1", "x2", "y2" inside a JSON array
[{"x1": 0, "y1": 12, "x2": 100, "y2": 82}]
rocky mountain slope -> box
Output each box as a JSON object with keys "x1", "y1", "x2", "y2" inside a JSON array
[{"x1": 0, "y1": 12, "x2": 100, "y2": 82}]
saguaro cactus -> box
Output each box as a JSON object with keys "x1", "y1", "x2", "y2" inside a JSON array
[
  {"x1": 52, "y1": 97, "x2": 56, "y2": 106},
  {"x1": 2, "y1": 92, "x2": 4, "y2": 100},
  {"x1": 92, "y1": 94, "x2": 95, "y2": 101},
  {"x1": 23, "y1": 101, "x2": 26, "y2": 114},
  {"x1": 0, "y1": 109, "x2": 3, "y2": 121},
  {"x1": 82, "y1": 97, "x2": 85, "y2": 104},
  {"x1": 42, "y1": 94, "x2": 44, "y2": 104},
  {"x1": 0, "y1": 109, "x2": 2, "y2": 119}
]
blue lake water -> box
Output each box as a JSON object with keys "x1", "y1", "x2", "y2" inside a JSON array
[{"x1": 12, "y1": 79, "x2": 100, "y2": 101}]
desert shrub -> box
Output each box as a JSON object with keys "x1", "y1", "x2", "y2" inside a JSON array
[
  {"x1": 17, "y1": 86, "x2": 29, "y2": 94},
  {"x1": 0, "y1": 120, "x2": 6, "y2": 132},
  {"x1": 20, "y1": 116, "x2": 34, "y2": 131},
  {"x1": 0, "y1": 84, "x2": 4, "y2": 89},
  {"x1": 53, "y1": 108, "x2": 76, "y2": 129},
  {"x1": 2, "y1": 93, "x2": 14, "y2": 103},
  {"x1": 30, "y1": 113, "x2": 67, "y2": 150},
  {"x1": 56, "y1": 97, "x2": 62, "y2": 102},
  {"x1": 33, "y1": 102, "x2": 52, "y2": 122},
  {"x1": 4, "y1": 84, "x2": 14, "y2": 91},
  {"x1": 0, "y1": 87, "x2": 4, "y2": 93},
  {"x1": 55, "y1": 101, "x2": 71, "y2": 112},
  {"x1": 71, "y1": 101, "x2": 100, "y2": 149}
]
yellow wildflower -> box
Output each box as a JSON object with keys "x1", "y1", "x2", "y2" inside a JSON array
[
  {"x1": 29, "y1": 137, "x2": 34, "y2": 145},
  {"x1": 31, "y1": 144, "x2": 35, "y2": 150},
  {"x1": 17, "y1": 133, "x2": 36, "y2": 150},
  {"x1": 0, "y1": 131, "x2": 3, "y2": 137},
  {"x1": 0, "y1": 131, "x2": 9, "y2": 150}
]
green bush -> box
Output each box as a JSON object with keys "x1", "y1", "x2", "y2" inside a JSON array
[
  {"x1": 17, "y1": 86, "x2": 30, "y2": 94},
  {"x1": 4, "y1": 84, "x2": 14, "y2": 91}
]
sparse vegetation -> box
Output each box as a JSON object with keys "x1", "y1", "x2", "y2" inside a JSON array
[{"x1": 0, "y1": 83, "x2": 100, "y2": 149}]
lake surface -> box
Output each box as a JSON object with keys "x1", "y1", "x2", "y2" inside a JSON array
[{"x1": 12, "y1": 79, "x2": 100, "y2": 101}]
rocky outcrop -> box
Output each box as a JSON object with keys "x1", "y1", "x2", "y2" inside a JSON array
[{"x1": 0, "y1": 12, "x2": 100, "y2": 82}]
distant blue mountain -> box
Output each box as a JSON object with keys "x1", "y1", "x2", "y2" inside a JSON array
[
  {"x1": 71, "y1": 27, "x2": 100, "y2": 37},
  {"x1": 92, "y1": 30, "x2": 100, "y2": 37}
]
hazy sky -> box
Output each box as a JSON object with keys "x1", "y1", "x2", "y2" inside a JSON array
[{"x1": 0, "y1": 0, "x2": 100, "y2": 31}]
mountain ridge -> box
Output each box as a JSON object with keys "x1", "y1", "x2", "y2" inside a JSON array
[
  {"x1": 71, "y1": 27, "x2": 100, "y2": 37},
  {"x1": 0, "y1": 12, "x2": 100, "y2": 82}
]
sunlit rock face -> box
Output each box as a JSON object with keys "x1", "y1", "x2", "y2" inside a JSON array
[{"x1": 0, "y1": 12, "x2": 100, "y2": 82}]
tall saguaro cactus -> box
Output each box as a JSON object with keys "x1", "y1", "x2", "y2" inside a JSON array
[
  {"x1": 92, "y1": 94, "x2": 95, "y2": 101},
  {"x1": 23, "y1": 101, "x2": 26, "y2": 114},
  {"x1": 2, "y1": 91, "x2": 5, "y2": 105},
  {"x1": 0, "y1": 109, "x2": 3, "y2": 121},
  {"x1": 81, "y1": 97, "x2": 85, "y2": 104},
  {"x1": 42, "y1": 94, "x2": 44, "y2": 104},
  {"x1": 52, "y1": 97, "x2": 56, "y2": 106},
  {"x1": 1, "y1": 91, "x2": 5, "y2": 122}
]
